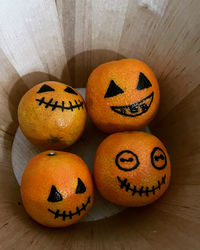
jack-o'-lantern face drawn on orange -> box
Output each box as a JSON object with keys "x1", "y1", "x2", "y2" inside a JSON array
[
  {"x1": 18, "y1": 81, "x2": 87, "y2": 149},
  {"x1": 35, "y1": 83, "x2": 83, "y2": 112},
  {"x1": 105, "y1": 73, "x2": 154, "y2": 118},
  {"x1": 86, "y1": 59, "x2": 160, "y2": 133},
  {"x1": 47, "y1": 178, "x2": 91, "y2": 221},
  {"x1": 21, "y1": 151, "x2": 94, "y2": 228},
  {"x1": 93, "y1": 132, "x2": 171, "y2": 207},
  {"x1": 116, "y1": 146, "x2": 168, "y2": 199}
]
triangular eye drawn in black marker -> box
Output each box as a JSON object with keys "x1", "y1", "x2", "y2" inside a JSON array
[
  {"x1": 37, "y1": 84, "x2": 55, "y2": 93},
  {"x1": 64, "y1": 86, "x2": 78, "y2": 95},
  {"x1": 47, "y1": 185, "x2": 63, "y2": 202},
  {"x1": 76, "y1": 178, "x2": 86, "y2": 194},
  {"x1": 136, "y1": 72, "x2": 152, "y2": 90},
  {"x1": 104, "y1": 80, "x2": 124, "y2": 98}
]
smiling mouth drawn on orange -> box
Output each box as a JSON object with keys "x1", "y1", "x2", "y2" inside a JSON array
[
  {"x1": 48, "y1": 196, "x2": 91, "y2": 221},
  {"x1": 35, "y1": 97, "x2": 84, "y2": 112},
  {"x1": 110, "y1": 92, "x2": 154, "y2": 117},
  {"x1": 117, "y1": 174, "x2": 166, "y2": 196}
]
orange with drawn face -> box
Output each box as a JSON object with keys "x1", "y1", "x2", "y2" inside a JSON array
[
  {"x1": 93, "y1": 131, "x2": 171, "y2": 207},
  {"x1": 86, "y1": 59, "x2": 160, "y2": 133},
  {"x1": 18, "y1": 81, "x2": 87, "y2": 149},
  {"x1": 21, "y1": 151, "x2": 94, "y2": 227}
]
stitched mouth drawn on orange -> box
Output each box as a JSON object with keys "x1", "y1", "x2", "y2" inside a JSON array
[
  {"x1": 48, "y1": 196, "x2": 91, "y2": 221},
  {"x1": 110, "y1": 92, "x2": 154, "y2": 117},
  {"x1": 35, "y1": 97, "x2": 84, "y2": 112},
  {"x1": 117, "y1": 174, "x2": 166, "y2": 196}
]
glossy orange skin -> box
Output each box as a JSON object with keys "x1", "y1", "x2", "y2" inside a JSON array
[
  {"x1": 93, "y1": 131, "x2": 171, "y2": 207},
  {"x1": 18, "y1": 81, "x2": 87, "y2": 149},
  {"x1": 21, "y1": 151, "x2": 94, "y2": 227},
  {"x1": 86, "y1": 59, "x2": 160, "y2": 133}
]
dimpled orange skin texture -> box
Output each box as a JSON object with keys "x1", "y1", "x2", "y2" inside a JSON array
[
  {"x1": 18, "y1": 81, "x2": 87, "y2": 149},
  {"x1": 93, "y1": 131, "x2": 171, "y2": 207},
  {"x1": 86, "y1": 59, "x2": 160, "y2": 133},
  {"x1": 21, "y1": 151, "x2": 94, "y2": 228}
]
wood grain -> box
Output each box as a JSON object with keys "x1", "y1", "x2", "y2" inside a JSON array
[
  {"x1": 0, "y1": 0, "x2": 199, "y2": 249},
  {"x1": 151, "y1": 85, "x2": 200, "y2": 185}
]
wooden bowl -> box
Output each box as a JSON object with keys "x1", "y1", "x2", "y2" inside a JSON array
[{"x1": 0, "y1": 0, "x2": 199, "y2": 249}]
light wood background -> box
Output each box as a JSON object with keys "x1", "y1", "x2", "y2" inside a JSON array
[{"x1": 0, "y1": 0, "x2": 200, "y2": 249}]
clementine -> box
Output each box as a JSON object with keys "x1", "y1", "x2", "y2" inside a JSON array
[
  {"x1": 21, "y1": 150, "x2": 94, "y2": 227},
  {"x1": 18, "y1": 81, "x2": 87, "y2": 149},
  {"x1": 86, "y1": 59, "x2": 160, "y2": 133},
  {"x1": 93, "y1": 131, "x2": 171, "y2": 207}
]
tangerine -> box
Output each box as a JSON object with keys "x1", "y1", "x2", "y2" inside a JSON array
[
  {"x1": 93, "y1": 131, "x2": 171, "y2": 207},
  {"x1": 86, "y1": 59, "x2": 160, "y2": 133},
  {"x1": 18, "y1": 81, "x2": 87, "y2": 149},
  {"x1": 21, "y1": 150, "x2": 94, "y2": 227}
]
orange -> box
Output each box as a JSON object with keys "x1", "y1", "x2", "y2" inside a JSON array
[
  {"x1": 18, "y1": 81, "x2": 87, "y2": 149},
  {"x1": 21, "y1": 150, "x2": 94, "y2": 227},
  {"x1": 93, "y1": 131, "x2": 171, "y2": 207},
  {"x1": 86, "y1": 59, "x2": 160, "y2": 133}
]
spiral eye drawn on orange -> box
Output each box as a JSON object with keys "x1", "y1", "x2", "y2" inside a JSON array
[
  {"x1": 151, "y1": 147, "x2": 167, "y2": 170},
  {"x1": 115, "y1": 150, "x2": 140, "y2": 171}
]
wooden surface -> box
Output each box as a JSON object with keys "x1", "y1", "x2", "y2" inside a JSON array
[{"x1": 0, "y1": 0, "x2": 200, "y2": 249}]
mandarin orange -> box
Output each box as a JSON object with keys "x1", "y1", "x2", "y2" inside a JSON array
[
  {"x1": 21, "y1": 150, "x2": 94, "y2": 227},
  {"x1": 93, "y1": 131, "x2": 171, "y2": 207},
  {"x1": 18, "y1": 81, "x2": 86, "y2": 149},
  {"x1": 86, "y1": 59, "x2": 160, "y2": 133}
]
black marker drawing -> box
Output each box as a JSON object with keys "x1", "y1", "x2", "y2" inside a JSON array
[
  {"x1": 104, "y1": 80, "x2": 124, "y2": 98},
  {"x1": 76, "y1": 178, "x2": 86, "y2": 194},
  {"x1": 115, "y1": 150, "x2": 140, "y2": 171},
  {"x1": 35, "y1": 97, "x2": 83, "y2": 111},
  {"x1": 64, "y1": 86, "x2": 78, "y2": 95},
  {"x1": 110, "y1": 92, "x2": 154, "y2": 117},
  {"x1": 47, "y1": 185, "x2": 63, "y2": 202},
  {"x1": 37, "y1": 84, "x2": 55, "y2": 93},
  {"x1": 47, "y1": 179, "x2": 88, "y2": 221},
  {"x1": 136, "y1": 72, "x2": 152, "y2": 90},
  {"x1": 151, "y1": 147, "x2": 167, "y2": 170},
  {"x1": 117, "y1": 174, "x2": 166, "y2": 197},
  {"x1": 48, "y1": 196, "x2": 91, "y2": 221}
]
